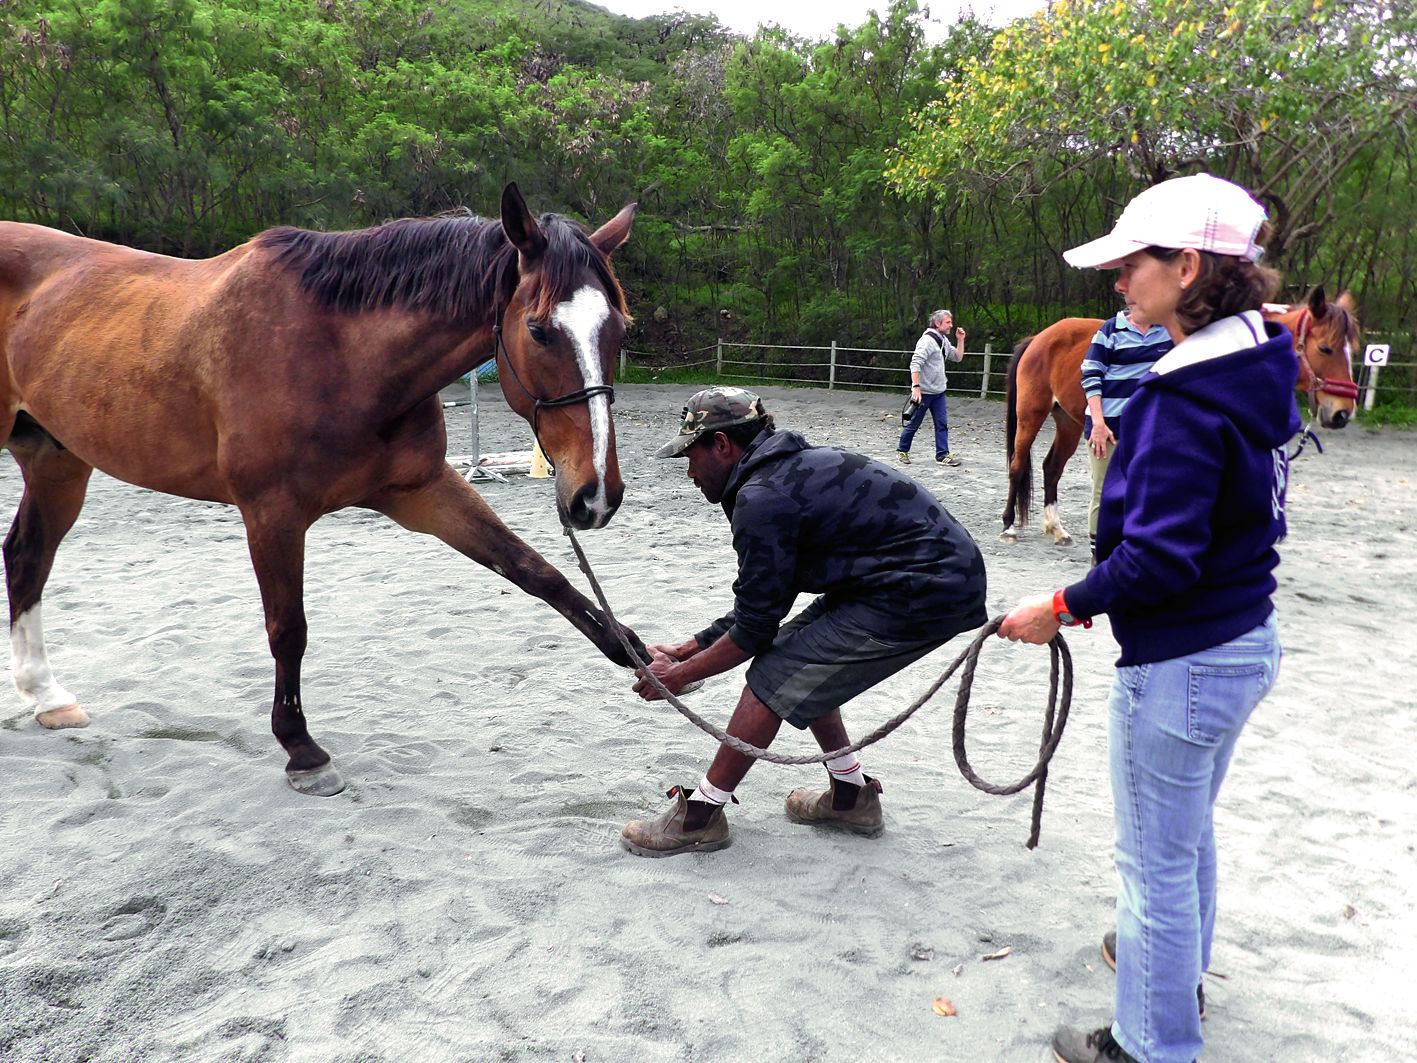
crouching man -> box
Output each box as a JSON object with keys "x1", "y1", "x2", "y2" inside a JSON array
[{"x1": 622, "y1": 387, "x2": 987, "y2": 857}]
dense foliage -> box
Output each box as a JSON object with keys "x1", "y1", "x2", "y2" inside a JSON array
[{"x1": 1, "y1": 0, "x2": 1412, "y2": 392}]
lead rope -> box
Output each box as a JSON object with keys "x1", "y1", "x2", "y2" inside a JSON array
[{"x1": 563, "y1": 526, "x2": 1074, "y2": 849}]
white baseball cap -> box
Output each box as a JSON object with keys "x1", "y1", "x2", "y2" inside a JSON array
[{"x1": 1063, "y1": 173, "x2": 1268, "y2": 270}]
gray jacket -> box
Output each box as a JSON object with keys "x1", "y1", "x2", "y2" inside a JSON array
[{"x1": 910, "y1": 328, "x2": 962, "y2": 394}]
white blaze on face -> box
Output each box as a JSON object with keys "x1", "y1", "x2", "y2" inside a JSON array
[
  {"x1": 551, "y1": 284, "x2": 614, "y2": 520},
  {"x1": 10, "y1": 604, "x2": 79, "y2": 714}
]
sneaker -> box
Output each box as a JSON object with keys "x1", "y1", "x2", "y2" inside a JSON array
[
  {"x1": 620, "y1": 785, "x2": 731, "y2": 858},
  {"x1": 937, "y1": 453, "x2": 961, "y2": 466},
  {"x1": 784, "y1": 775, "x2": 884, "y2": 836},
  {"x1": 1101, "y1": 930, "x2": 1206, "y2": 1019},
  {"x1": 897, "y1": 450, "x2": 911, "y2": 465},
  {"x1": 1051, "y1": 1026, "x2": 1138, "y2": 1063}
]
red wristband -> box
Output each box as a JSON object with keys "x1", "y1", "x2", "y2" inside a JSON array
[{"x1": 1052, "y1": 588, "x2": 1092, "y2": 629}]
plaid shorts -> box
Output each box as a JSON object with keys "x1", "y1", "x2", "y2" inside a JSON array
[{"x1": 745, "y1": 597, "x2": 947, "y2": 729}]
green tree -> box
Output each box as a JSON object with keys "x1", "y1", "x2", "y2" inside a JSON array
[{"x1": 889, "y1": 0, "x2": 1417, "y2": 263}]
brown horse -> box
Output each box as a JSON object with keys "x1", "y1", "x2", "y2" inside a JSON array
[
  {"x1": 1, "y1": 183, "x2": 647, "y2": 795},
  {"x1": 1001, "y1": 286, "x2": 1360, "y2": 545}
]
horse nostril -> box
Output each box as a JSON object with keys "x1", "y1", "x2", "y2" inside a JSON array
[
  {"x1": 567, "y1": 485, "x2": 607, "y2": 530},
  {"x1": 1330, "y1": 410, "x2": 1349, "y2": 429}
]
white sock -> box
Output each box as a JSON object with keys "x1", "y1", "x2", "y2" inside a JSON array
[
  {"x1": 691, "y1": 775, "x2": 733, "y2": 805},
  {"x1": 825, "y1": 754, "x2": 866, "y2": 787}
]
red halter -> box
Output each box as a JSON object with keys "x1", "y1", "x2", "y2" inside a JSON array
[{"x1": 1292, "y1": 308, "x2": 1360, "y2": 401}]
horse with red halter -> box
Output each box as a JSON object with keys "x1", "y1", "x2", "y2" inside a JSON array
[
  {"x1": 1, "y1": 183, "x2": 646, "y2": 795},
  {"x1": 1000, "y1": 286, "x2": 1360, "y2": 545}
]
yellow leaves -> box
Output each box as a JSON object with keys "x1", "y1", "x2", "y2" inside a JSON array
[
  {"x1": 932, "y1": 997, "x2": 958, "y2": 1017},
  {"x1": 1130, "y1": 130, "x2": 1139, "y2": 143},
  {"x1": 1098, "y1": 42, "x2": 1111, "y2": 53},
  {"x1": 1146, "y1": 73, "x2": 1157, "y2": 87}
]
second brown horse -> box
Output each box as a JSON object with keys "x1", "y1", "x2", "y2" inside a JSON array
[{"x1": 1002, "y1": 287, "x2": 1360, "y2": 545}]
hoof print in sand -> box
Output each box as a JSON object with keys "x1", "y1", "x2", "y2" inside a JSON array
[{"x1": 99, "y1": 897, "x2": 166, "y2": 942}]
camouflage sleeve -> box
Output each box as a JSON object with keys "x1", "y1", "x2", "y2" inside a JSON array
[
  {"x1": 723, "y1": 482, "x2": 802, "y2": 655},
  {"x1": 692, "y1": 611, "x2": 735, "y2": 649}
]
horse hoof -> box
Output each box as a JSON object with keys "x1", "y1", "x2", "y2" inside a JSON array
[
  {"x1": 35, "y1": 704, "x2": 90, "y2": 729},
  {"x1": 678, "y1": 679, "x2": 704, "y2": 695},
  {"x1": 999, "y1": 531, "x2": 1018, "y2": 544},
  {"x1": 286, "y1": 763, "x2": 346, "y2": 797},
  {"x1": 1054, "y1": 534, "x2": 1074, "y2": 547}
]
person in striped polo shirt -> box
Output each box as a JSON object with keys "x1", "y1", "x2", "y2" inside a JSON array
[{"x1": 1082, "y1": 310, "x2": 1173, "y2": 562}]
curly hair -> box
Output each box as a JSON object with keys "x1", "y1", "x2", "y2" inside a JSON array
[
  {"x1": 1143, "y1": 223, "x2": 1281, "y2": 335},
  {"x1": 693, "y1": 415, "x2": 775, "y2": 452}
]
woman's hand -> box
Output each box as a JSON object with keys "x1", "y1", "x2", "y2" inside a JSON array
[
  {"x1": 1088, "y1": 422, "x2": 1116, "y2": 459},
  {"x1": 997, "y1": 592, "x2": 1061, "y2": 645}
]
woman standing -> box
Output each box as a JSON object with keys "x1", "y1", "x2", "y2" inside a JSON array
[{"x1": 999, "y1": 173, "x2": 1300, "y2": 1063}]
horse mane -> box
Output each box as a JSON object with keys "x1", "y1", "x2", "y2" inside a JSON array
[{"x1": 256, "y1": 211, "x2": 627, "y2": 322}]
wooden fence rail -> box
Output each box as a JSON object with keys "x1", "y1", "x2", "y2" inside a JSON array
[
  {"x1": 621, "y1": 336, "x2": 1415, "y2": 414},
  {"x1": 621, "y1": 340, "x2": 1007, "y2": 400}
]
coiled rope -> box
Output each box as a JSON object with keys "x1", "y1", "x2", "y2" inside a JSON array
[{"x1": 564, "y1": 527, "x2": 1074, "y2": 849}]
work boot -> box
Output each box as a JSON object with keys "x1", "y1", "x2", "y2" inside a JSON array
[
  {"x1": 620, "y1": 786, "x2": 731, "y2": 858},
  {"x1": 1050, "y1": 1026, "x2": 1139, "y2": 1063},
  {"x1": 784, "y1": 775, "x2": 884, "y2": 837},
  {"x1": 1102, "y1": 930, "x2": 1206, "y2": 1019},
  {"x1": 897, "y1": 450, "x2": 911, "y2": 465}
]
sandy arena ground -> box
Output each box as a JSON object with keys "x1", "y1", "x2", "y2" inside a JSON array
[{"x1": 1, "y1": 382, "x2": 1412, "y2": 1062}]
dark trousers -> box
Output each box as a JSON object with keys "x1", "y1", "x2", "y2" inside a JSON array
[{"x1": 898, "y1": 390, "x2": 950, "y2": 459}]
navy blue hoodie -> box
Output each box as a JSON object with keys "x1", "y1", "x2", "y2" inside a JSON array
[
  {"x1": 694, "y1": 429, "x2": 988, "y2": 655},
  {"x1": 1065, "y1": 312, "x2": 1302, "y2": 666}
]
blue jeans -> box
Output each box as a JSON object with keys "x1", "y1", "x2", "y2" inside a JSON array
[
  {"x1": 1109, "y1": 614, "x2": 1281, "y2": 1063},
  {"x1": 897, "y1": 390, "x2": 950, "y2": 458}
]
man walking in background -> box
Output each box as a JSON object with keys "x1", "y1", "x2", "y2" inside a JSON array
[{"x1": 898, "y1": 309, "x2": 967, "y2": 466}]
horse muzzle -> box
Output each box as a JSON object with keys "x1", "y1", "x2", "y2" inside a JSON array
[
  {"x1": 559, "y1": 475, "x2": 623, "y2": 530},
  {"x1": 1319, "y1": 406, "x2": 1351, "y2": 430}
]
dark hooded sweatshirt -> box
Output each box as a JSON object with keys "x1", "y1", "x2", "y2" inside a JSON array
[
  {"x1": 693, "y1": 429, "x2": 988, "y2": 655},
  {"x1": 1064, "y1": 312, "x2": 1302, "y2": 666}
]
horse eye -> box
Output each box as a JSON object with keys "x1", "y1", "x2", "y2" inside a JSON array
[
  {"x1": 1317, "y1": 344, "x2": 1332, "y2": 355},
  {"x1": 527, "y1": 321, "x2": 549, "y2": 345}
]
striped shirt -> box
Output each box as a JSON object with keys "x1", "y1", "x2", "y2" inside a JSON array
[{"x1": 1081, "y1": 312, "x2": 1174, "y2": 435}]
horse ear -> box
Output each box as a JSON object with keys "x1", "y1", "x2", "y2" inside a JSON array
[
  {"x1": 501, "y1": 183, "x2": 546, "y2": 259},
  {"x1": 1336, "y1": 290, "x2": 1358, "y2": 313},
  {"x1": 1306, "y1": 285, "x2": 1327, "y2": 317},
  {"x1": 589, "y1": 201, "x2": 637, "y2": 256}
]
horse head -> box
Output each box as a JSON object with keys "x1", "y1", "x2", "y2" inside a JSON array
[
  {"x1": 1292, "y1": 286, "x2": 1361, "y2": 429},
  {"x1": 495, "y1": 183, "x2": 636, "y2": 530}
]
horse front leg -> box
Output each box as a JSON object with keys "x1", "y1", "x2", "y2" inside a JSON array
[
  {"x1": 370, "y1": 465, "x2": 647, "y2": 668},
  {"x1": 239, "y1": 501, "x2": 343, "y2": 797},
  {"x1": 4, "y1": 442, "x2": 94, "y2": 729}
]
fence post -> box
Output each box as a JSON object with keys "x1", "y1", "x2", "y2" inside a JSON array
[
  {"x1": 1364, "y1": 363, "x2": 1379, "y2": 412},
  {"x1": 716, "y1": 338, "x2": 724, "y2": 376},
  {"x1": 829, "y1": 340, "x2": 837, "y2": 389},
  {"x1": 980, "y1": 343, "x2": 992, "y2": 398}
]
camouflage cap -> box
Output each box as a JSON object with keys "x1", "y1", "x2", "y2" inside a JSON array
[{"x1": 654, "y1": 386, "x2": 768, "y2": 458}]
